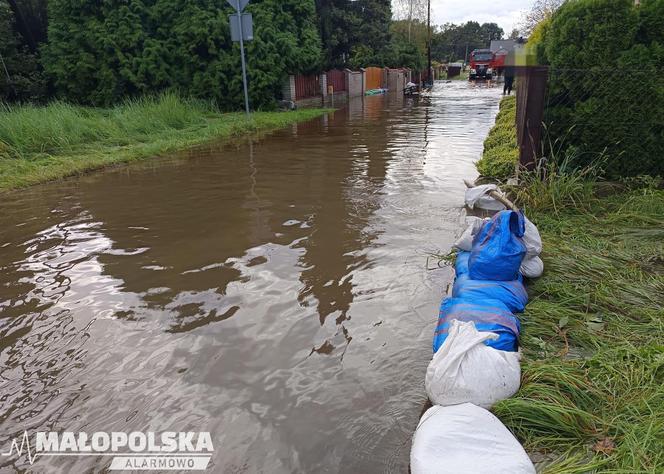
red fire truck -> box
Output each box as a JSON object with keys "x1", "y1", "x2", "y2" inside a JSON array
[{"x1": 469, "y1": 49, "x2": 495, "y2": 80}]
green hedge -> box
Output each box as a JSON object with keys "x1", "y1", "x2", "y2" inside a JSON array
[
  {"x1": 539, "y1": 0, "x2": 664, "y2": 178},
  {"x1": 476, "y1": 95, "x2": 518, "y2": 180},
  {"x1": 44, "y1": 0, "x2": 322, "y2": 109}
]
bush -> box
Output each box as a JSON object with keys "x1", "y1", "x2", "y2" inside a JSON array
[
  {"x1": 540, "y1": 0, "x2": 664, "y2": 178},
  {"x1": 476, "y1": 96, "x2": 518, "y2": 180}
]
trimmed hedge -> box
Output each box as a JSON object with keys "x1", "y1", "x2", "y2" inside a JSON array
[{"x1": 477, "y1": 95, "x2": 518, "y2": 180}]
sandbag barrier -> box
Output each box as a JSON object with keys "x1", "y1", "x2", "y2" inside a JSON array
[{"x1": 410, "y1": 183, "x2": 542, "y2": 474}]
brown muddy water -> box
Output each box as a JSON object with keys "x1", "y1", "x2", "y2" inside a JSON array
[{"x1": 0, "y1": 81, "x2": 500, "y2": 473}]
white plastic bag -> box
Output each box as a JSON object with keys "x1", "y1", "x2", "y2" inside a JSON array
[
  {"x1": 523, "y1": 217, "x2": 542, "y2": 256},
  {"x1": 464, "y1": 184, "x2": 507, "y2": 211},
  {"x1": 411, "y1": 403, "x2": 536, "y2": 474},
  {"x1": 520, "y1": 255, "x2": 544, "y2": 278},
  {"x1": 453, "y1": 217, "x2": 488, "y2": 251},
  {"x1": 425, "y1": 320, "x2": 521, "y2": 408}
]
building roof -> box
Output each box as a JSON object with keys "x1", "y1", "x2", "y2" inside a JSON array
[{"x1": 490, "y1": 40, "x2": 515, "y2": 53}]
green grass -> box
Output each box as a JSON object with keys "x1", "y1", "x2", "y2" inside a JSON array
[
  {"x1": 492, "y1": 183, "x2": 664, "y2": 473},
  {"x1": 476, "y1": 95, "x2": 518, "y2": 180},
  {"x1": 447, "y1": 70, "x2": 470, "y2": 81},
  {"x1": 0, "y1": 93, "x2": 330, "y2": 191}
]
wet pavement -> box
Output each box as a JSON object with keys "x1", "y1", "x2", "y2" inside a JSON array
[{"x1": 0, "y1": 80, "x2": 501, "y2": 472}]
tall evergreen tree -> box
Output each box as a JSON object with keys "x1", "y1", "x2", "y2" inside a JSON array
[{"x1": 44, "y1": 0, "x2": 322, "y2": 108}]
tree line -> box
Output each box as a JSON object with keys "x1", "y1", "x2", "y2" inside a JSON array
[{"x1": 1, "y1": 0, "x2": 505, "y2": 109}]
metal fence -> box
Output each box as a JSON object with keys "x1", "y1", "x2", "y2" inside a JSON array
[
  {"x1": 294, "y1": 74, "x2": 320, "y2": 100},
  {"x1": 515, "y1": 65, "x2": 664, "y2": 176}
]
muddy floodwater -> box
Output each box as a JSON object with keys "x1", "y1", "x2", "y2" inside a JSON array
[{"x1": 0, "y1": 81, "x2": 500, "y2": 473}]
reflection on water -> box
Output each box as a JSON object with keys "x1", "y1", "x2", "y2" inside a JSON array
[{"x1": 0, "y1": 81, "x2": 500, "y2": 472}]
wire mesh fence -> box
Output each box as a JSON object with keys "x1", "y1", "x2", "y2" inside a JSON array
[{"x1": 542, "y1": 67, "x2": 664, "y2": 177}]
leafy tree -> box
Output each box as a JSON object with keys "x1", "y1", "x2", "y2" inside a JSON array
[
  {"x1": 0, "y1": 0, "x2": 46, "y2": 102},
  {"x1": 519, "y1": 0, "x2": 563, "y2": 35},
  {"x1": 316, "y1": 0, "x2": 392, "y2": 68},
  {"x1": 431, "y1": 21, "x2": 503, "y2": 63}
]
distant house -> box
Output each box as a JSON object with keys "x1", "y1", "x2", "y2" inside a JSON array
[
  {"x1": 490, "y1": 40, "x2": 516, "y2": 53},
  {"x1": 490, "y1": 39, "x2": 528, "y2": 69}
]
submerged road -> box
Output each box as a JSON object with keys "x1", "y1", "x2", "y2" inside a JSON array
[{"x1": 0, "y1": 80, "x2": 501, "y2": 472}]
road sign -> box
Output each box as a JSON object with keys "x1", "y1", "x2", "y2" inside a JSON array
[
  {"x1": 226, "y1": 0, "x2": 249, "y2": 11},
  {"x1": 229, "y1": 13, "x2": 253, "y2": 42}
]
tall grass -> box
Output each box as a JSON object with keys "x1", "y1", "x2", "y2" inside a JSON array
[
  {"x1": 494, "y1": 186, "x2": 664, "y2": 473},
  {"x1": 0, "y1": 93, "x2": 330, "y2": 190},
  {"x1": 508, "y1": 154, "x2": 602, "y2": 214},
  {"x1": 0, "y1": 93, "x2": 213, "y2": 158}
]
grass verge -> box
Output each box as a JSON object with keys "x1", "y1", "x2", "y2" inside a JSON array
[
  {"x1": 493, "y1": 183, "x2": 664, "y2": 473},
  {"x1": 447, "y1": 70, "x2": 470, "y2": 81},
  {"x1": 476, "y1": 95, "x2": 517, "y2": 180},
  {"x1": 474, "y1": 89, "x2": 664, "y2": 472},
  {"x1": 0, "y1": 93, "x2": 330, "y2": 191}
]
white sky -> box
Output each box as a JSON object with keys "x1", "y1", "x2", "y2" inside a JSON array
[{"x1": 428, "y1": 0, "x2": 532, "y2": 35}]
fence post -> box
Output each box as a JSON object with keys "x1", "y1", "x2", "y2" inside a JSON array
[
  {"x1": 281, "y1": 75, "x2": 296, "y2": 103},
  {"x1": 360, "y1": 68, "x2": 366, "y2": 95},
  {"x1": 320, "y1": 72, "x2": 327, "y2": 105},
  {"x1": 516, "y1": 66, "x2": 548, "y2": 171}
]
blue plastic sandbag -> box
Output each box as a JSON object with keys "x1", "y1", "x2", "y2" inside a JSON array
[
  {"x1": 469, "y1": 210, "x2": 527, "y2": 281},
  {"x1": 455, "y1": 251, "x2": 470, "y2": 276},
  {"x1": 453, "y1": 273, "x2": 528, "y2": 313},
  {"x1": 433, "y1": 297, "x2": 521, "y2": 352}
]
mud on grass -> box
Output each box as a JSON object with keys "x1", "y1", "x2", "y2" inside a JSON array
[
  {"x1": 494, "y1": 188, "x2": 664, "y2": 473},
  {"x1": 0, "y1": 93, "x2": 331, "y2": 191}
]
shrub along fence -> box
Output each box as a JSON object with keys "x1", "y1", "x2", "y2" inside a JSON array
[{"x1": 515, "y1": 64, "x2": 664, "y2": 179}]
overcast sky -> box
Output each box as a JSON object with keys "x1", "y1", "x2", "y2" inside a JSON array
[{"x1": 428, "y1": 0, "x2": 532, "y2": 35}]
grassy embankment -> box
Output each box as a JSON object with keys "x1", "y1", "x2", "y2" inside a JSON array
[
  {"x1": 477, "y1": 97, "x2": 664, "y2": 472},
  {"x1": 0, "y1": 93, "x2": 330, "y2": 191},
  {"x1": 476, "y1": 94, "x2": 518, "y2": 180}
]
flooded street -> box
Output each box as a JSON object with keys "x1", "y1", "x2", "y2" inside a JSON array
[{"x1": 0, "y1": 81, "x2": 500, "y2": 473}]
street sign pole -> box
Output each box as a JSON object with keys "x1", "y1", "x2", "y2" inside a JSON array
[{"x1": 236, "y1": 0, "x2": 250, "y2": 115}]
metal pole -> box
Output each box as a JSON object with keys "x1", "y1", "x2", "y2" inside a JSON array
[{"x1": 236, "y1": 0, "x2": 250, "y2": 115}]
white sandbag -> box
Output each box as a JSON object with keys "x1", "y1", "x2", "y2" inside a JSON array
[
  {"x1": 520, "y1": 255, "x2": 544, "y2": 278},
  {"x1": 523, "y1": 217, "x2": 542, "y2": 256},
  {"x1": 464, "y1": 184, "x2": 507, "y2": 211},
  {"x1": 453, "y1": 216, "x2": 488, "y2": 251},
  {"x1": 425, "y1": 320, "x2": 520, "y2": 408},
  {"x1": 411, "y1": 403, "x2": 536, "y2": 474}
]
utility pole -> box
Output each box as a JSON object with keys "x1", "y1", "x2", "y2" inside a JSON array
[
  {"x1": 427, "y1": 0, "x2": 431, "y2": 84},
  {"x1": 408, "y1": 0, "x2": 413, "y2": 42}
]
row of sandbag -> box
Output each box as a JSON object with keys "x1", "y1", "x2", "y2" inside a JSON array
[{"x1": 411, "y1": 189, "x2": 544, "y2": 474}]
